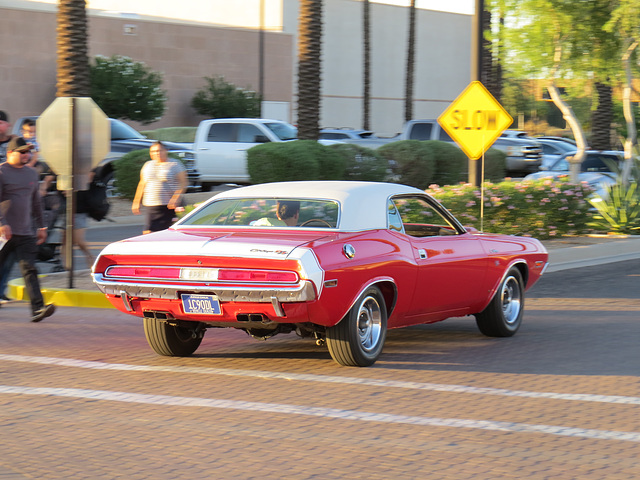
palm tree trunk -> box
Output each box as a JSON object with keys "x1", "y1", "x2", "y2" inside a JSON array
[
  {"x1": 404, "y1": 0, "x2": 416, "y2": 123},
  {"x1": 297, "y1": 0, "x2": 323, "y2": 140},
  {"x1": 591, "y1": 81, "x2": 613, "y2": 151},
  {"x1": 363, "y1": 0, "x2": 371, "y2": 130},
  {"x1": 57, "y1": 0, "x2": 90, "y2": 97}
]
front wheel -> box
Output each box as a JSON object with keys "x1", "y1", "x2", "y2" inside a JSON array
[
  {"x1": 326, "y1": 286, "x2": 387, "y2": 367},
  {"x1": 475, "y1": 267, "x2": 524, "y2": 337},
  {"x1": 143, "y1": 318, "x2": 204, "y2": 356}
]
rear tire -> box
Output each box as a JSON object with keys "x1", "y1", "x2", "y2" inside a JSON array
[
  {"x1": 475, "y1": 267, "x2": 524, "y2": 337},
  {"x1": 326, "y1": 286, "x2": 387, "y2": 367},
  {"x1": 143, "y1": 318, "x2": 203, "y2": 356}
]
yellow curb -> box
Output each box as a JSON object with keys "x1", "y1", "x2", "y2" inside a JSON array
[{"x1": 7, "y1": 277, "x2": 114, "y2": 309}]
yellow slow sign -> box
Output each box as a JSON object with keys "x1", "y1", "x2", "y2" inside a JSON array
[{"x1": 438, "y1": 81, "x2": 513, "y2": 160}]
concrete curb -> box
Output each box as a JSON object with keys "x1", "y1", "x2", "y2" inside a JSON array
[{"x1": 7, "y1": 272, "x2": 113, "y2": 309}]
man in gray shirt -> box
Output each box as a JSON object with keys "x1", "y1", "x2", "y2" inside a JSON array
[{"x1": 0, "y1": 137, "x2": 55, "y2": 322}]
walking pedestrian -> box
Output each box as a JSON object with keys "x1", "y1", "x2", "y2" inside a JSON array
[
  {"x1": 0, "y1": 137, "x2": 55, "y2": 322},
  {"x1": 132, "y1": 141, "x2": 187, "y2": 234}
]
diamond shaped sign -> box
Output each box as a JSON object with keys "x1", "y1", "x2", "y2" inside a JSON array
[{"x1": 438, "y1": 81, "x2": 513, "y2": 160}]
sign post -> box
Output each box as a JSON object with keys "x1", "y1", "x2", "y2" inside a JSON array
[
  {"x1": 37, "y1": 97, "x2": 109, "y2": 287},
  {"x1": 438, "y1": 81, "x2": 513, "y2": 185}
]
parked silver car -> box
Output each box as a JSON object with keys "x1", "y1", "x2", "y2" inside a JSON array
[
  {"x1": 319, "y1": 128, "x2": 395, "y2": 149},
  {"x1": 524, "y1": 150, "x2": 622, "y2": 198}
]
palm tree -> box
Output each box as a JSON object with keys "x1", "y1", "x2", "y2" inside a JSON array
[
  {"x1": 297, "y1": 0, "x2": 323, "y2": 140},
  {"x1": 591, "y1": 81, "x2": 613, "y2": 151},
  {"x1": 363, "y1": 0, "x2": 371, "y2": 130},
  {"x1": 404, "y1": 0, "x2": 416, "y2": 122},
  {"x1": 56, "y1": 0, "x2": 90, "y2": 96}
]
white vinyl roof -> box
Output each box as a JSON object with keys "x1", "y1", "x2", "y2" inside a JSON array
[{"x1": 208, "y1": 181, "x2": 427, "y2": 231}]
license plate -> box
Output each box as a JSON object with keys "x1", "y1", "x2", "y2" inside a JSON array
[{"x1": 181, "y1": 294, "x2": 222, "y2": 315}]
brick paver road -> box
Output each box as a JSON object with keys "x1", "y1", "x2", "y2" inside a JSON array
[{"x1": 0, "y1": 261, "x2": 638, "y2": 480}]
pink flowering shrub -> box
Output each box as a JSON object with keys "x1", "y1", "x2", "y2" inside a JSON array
[{"x1": 426, "y1": 178, "x2": 598, "y2": 239}]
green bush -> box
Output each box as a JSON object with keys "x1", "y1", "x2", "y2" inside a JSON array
[
  {"x1": 141, "y1": 127, "x2": 197, "y2": 143},
  {"x1": 423, "y1": 141, "x2": 467, "y2": 186},
  {"x1": 378, "y1": 140, "x2": 437, "y2": 189},
  {"x1": 378, "y1": 140, "x2": 506, "y2": 189},
  {"x1": 329, "y1": 143, "x2": 390, "y2": 182},
  {"x1": 90, "y1": 55, "x2": 166, "y2": 124},
  {"x1": 113, "y1": 150, "x2": 149, "y2": 199},
  {"x1": 191, "y1": 76, "x2": 261, "y2": 118},
  {"x1": 247, "y1": 140, "x2": 345, "y2": 183},
  {"x1": 113, "y1": 149, "x2": 186, "y2": 199},
  {"x1": 427, "y1": 178, "x2": 597, "y2": 239},
  {"x1": 482, "y1": 148, "x2": 507, "y2": 182}
]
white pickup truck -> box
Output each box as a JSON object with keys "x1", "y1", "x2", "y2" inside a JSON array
[{"x1": 193, "y1": 118, "x2": 301, "y2": 190}]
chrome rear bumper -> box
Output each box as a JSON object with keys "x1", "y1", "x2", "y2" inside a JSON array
[{"x1": 93, "y1": 274, "x2": 317, "y2": 303}]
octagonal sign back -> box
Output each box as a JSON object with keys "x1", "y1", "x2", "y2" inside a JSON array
[{"x1": 438, "y1": 81, "x2": 513, "y2": 160}]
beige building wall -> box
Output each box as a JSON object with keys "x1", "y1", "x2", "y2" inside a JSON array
[{"x1": 0, "y1": 2, "x2": 293, "y2": 129}]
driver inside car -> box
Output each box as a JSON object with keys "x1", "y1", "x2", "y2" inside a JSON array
[{"x1": 252, "y1": 200, "x2": 300, "y2": 227}]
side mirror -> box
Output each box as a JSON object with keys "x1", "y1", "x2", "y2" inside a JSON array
[{"x1": 254, "y1": 135, "x2": 270, "y2": 143}]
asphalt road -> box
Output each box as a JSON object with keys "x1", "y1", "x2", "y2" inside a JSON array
[{"x1": 0, "y1": 260, "x2": 638, "y2": 479}]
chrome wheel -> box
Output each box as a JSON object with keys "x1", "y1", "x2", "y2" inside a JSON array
[
  {"x1": 357, "y1": 295, "x2": 383, "y2": 352},
  {"x1": 501, "y1": 275, "x2": 522, "y2": 325},
  {"x1": 326, "y1": 286, "x2": 388, "y2": 367},
  {"x1": 475, "y1": 267, "x2": 525, "y2": 337}
]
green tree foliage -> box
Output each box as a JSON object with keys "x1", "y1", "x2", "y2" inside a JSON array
[
  {"x1": 247, "y1": 141, "x2": 345, "y2": 183},
  {"x1": 191, "y1": 76, "x2": 261, "y2": 119},
  {"x1": 90, "y1": 55, "x2": 166, "y2": 124}
]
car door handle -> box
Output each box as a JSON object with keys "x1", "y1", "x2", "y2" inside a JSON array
[
  {"x1": 198, "y1": 147, "x2": 209, "y2": 150},
  {"x1": 418, "y1": 249, "x2": 427, "y2": 259}
]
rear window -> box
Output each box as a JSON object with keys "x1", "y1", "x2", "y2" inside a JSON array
[{"x1": 179, "y1": 198, "x2": 340, "y2": 228}]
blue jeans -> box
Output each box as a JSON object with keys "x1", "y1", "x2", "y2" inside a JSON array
[
  {"x1": 0, "y1": 250, "x2": 17, "y2": 296},
  {"x1": 0, "y1": 235, "x2": 45, "y2": 313}
]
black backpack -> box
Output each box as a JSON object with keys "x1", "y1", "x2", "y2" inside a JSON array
[{"x1": 77, "y1": 180, "x2": 110, "y2": 221}]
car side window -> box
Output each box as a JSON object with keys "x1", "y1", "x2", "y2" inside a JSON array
[
  {"x1": 438, "y1": 129, "x2": 453, "y2": 142},
  {"x1": 387, "y1": 200, "x2": 405, "y2": 233},
  {"x1": 237, "y1": 124, "x2": 266, "y2": 143},
  {"x1": 409, "y1": 123, "x2": 432, "y2": 140},
  {"x1": 392, "y1": 196, "x2": 459, "y2": 237},
  {"x1": 207, "y1": 123, "x2": 234, "y2": 142}
]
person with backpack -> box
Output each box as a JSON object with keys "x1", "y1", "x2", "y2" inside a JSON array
[{"x1": 132, "y1": 141, "x2": 187, "y2": 234}]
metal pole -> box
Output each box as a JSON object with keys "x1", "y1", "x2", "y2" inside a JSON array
[
  {"x1": 259, "y1": 0, "x2": 265, "y2": 99},
  {"x1": 66, "y1": 98, "x2": 76, "y2": 289},
  {"x1": 468, "y1": 0, "x2": 484, "y2": 186}
]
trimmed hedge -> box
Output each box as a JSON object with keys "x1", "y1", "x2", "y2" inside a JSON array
[
  {"x1": 328, "y1": 143, "x2": 389, "y2": 181},
  {"x1": 378, "y1": 140, "x2": 506, "y2": 189},
  {"x1": 141, "y1": 127, "x2": 197, "y2": 143},
  {"x1": 247, "y1": 140, "x2": 346, "y2": 183}
]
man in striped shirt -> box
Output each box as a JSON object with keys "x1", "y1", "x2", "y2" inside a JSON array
[{"x1": 132, "y1": 141, "x2": 187, "y2": 234}]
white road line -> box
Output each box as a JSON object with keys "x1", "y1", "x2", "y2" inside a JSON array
[
  {"x1": 1, "y1": 384, "x2": 638, "y2": 443},
  {"x1": 1, "y1": 353, "x2": 639, "y2": 405}
]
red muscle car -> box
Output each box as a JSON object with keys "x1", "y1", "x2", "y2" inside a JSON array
[{"x1": 93, "y1": 181, "x2": 548, "y2": 367}]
